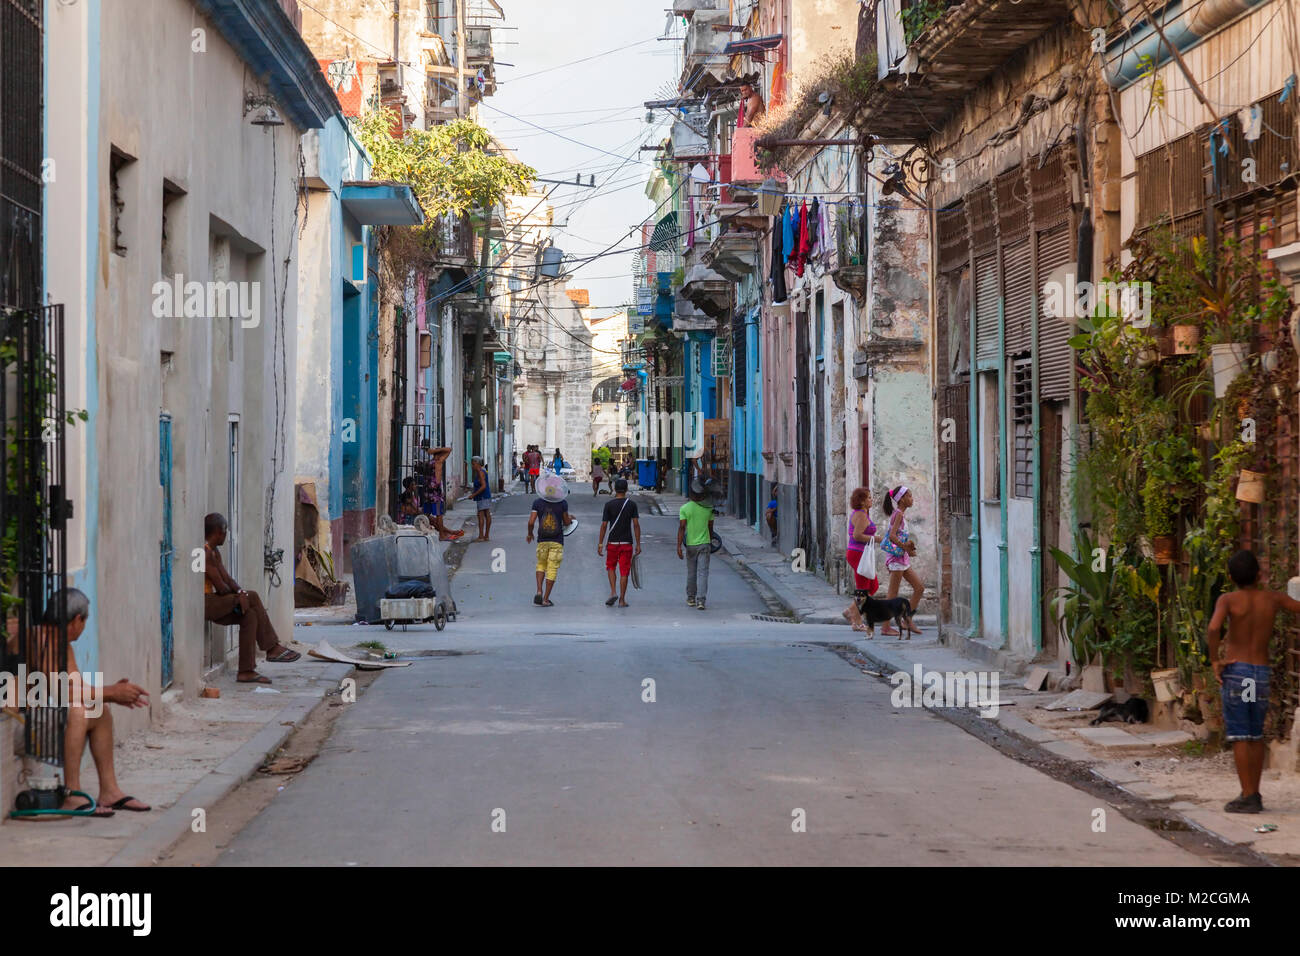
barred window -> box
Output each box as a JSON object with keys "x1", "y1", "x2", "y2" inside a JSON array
[
  {"x1": 941, "y1": 379, "x2": 970, "y2": 515},
  {"x1": 1012, "y1": 359, "x2": 1033, "y2": 499}
]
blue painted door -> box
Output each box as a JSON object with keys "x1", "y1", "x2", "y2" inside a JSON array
[{"x1": 159, "y1": 414, "x2": 175, "y2": 688}]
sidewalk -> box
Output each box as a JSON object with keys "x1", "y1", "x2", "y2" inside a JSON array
[
  {"x1": 0, "y1": 649, "x2": 351, "y2": 866},
  {"x1": 651, "y1": 491, "x2": 1300, "y2": 863}
]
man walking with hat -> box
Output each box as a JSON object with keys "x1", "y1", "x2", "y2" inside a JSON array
[{"x1": 527, "y1": 472, "x2": 573, "y2": 607}]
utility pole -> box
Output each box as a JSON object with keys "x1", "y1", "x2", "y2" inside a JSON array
[
  {"x1": 455, "y1": 0, "x2": 466, "y2": 119},
  {"x1": 470, "y1": 207, "x2": 491, "y2": 462}
]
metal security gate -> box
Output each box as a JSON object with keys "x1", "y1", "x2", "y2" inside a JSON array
[
  {"x1": 1, "y1": 306, "x2": 71, "y2": 768},
  {"x1": 159, "y1": 414, "x2": 175, "y2": 688}
]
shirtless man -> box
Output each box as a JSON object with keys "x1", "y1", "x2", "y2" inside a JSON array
[
  {"x1": 31, "y1": 588, "x2": 153, "y2": 816},
  {"x1": 1206, "y1": 549, "x2": 1300, "y2": 813},
  {"x1": 203, "y1": 513, "x2": 300, "y2": 684}
]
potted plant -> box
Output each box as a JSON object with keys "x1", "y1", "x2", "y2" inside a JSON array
[
  {"x1": 1142, "y1": 434, "x2": 1199, "y2": 564},
  {"x1": 1050, "y1": 529, "x2": 1119, "y2": 675}
]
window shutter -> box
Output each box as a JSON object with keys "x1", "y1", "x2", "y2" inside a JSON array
[
  {"x1": 1003, "y1": 239, "x2": 1032, "y2": 356},
  {"x1": 974, "y1": 253, "x2": 999, "y2": 366},
  {"x1": 1035, "y1": 222, "x2": 1074, "y2": 402}
]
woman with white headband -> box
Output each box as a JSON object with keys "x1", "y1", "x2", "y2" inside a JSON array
[{"x1": 880, "y1": 485, "x2": 924, "y2": 637}]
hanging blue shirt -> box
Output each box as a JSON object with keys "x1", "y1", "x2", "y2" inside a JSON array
[{"x1": 782, "y1": 205, "x2": 796, "y2": 263}]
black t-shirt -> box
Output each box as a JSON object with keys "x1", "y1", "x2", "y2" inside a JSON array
[
  {"x1": 601, "y1": 496, "x2": 639, "y2": 544},
  {"x1": 532, "y1": 498, "x2": 568, "y2": 542}
]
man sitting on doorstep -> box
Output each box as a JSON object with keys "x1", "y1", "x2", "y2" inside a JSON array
[
  {"x1": 30, "y1": 588, "x2": 153, "y2": 817},
  {"x1": 203, "y1": 512, "x2": 300, "y2": 684}
]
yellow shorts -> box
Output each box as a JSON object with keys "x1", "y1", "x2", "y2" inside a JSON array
[{"x1": 536, "y1": 541, "x2": 564, "y2": 580}]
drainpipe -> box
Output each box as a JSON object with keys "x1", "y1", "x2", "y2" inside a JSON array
[
  {"x1": 997, "y1": 298, "x2": 1010, "y2": 647},
  {"x1": 967, "y1": 252, "x2": 981, "y2": 640},
  {"x1": 1103, "y1": 0, "x2": 1268, "y2": 89}
]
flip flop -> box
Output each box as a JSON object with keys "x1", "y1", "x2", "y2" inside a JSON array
[
  {"x1": 108, "y1": 796, "x2": 151, "y2": 812},
  {"x1": 533, "y1": 594, "x2": 544, "y2": 605},
  {"x1": 542, "y1": 600, "x2": 554, "y2": 607},
  {"x1": 237, "y1": 674, "x2": 272, "y2": 684},
  {"x1": 266, "y1": 647, "x2": 301, "y2": 663},
  {"x1": 605, "y1": 596, "x2": 618, "y2": 606},
  {"x1": 64, "y1": 800, "x2": 114, "y2": 817}
]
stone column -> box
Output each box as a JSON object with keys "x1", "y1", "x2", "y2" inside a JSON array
[{"x1": 545, "y1": 384, "x2": 557, "y2": 452}]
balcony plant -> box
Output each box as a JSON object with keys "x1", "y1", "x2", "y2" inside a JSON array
[
  {"x1": 1141, "y1": 434, "x2": 1199, "y2": 564},
  {"x1": 900, "y1": 1, "x2": 950, "y2": 45}
]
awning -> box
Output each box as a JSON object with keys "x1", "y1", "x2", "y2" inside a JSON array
[
  {"x1": 723, "y1": 34, "x2": 783, "y2": 57},
  {"x1": 341, "y1": 181, "x2": 425, "y2": 226},
  {"x1": 649, "y1": 212, "x2": 680, "y2": 252}
]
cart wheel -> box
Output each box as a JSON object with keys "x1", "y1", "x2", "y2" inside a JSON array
[
  {"x1": 384, "y1": 620, "x2": 394, "y2": 631},
  {"x1": 433, "y1": 607, "x2": 447, "y2": 631}
]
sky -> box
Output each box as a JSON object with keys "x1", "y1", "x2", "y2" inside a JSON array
[{"x1": 482, "y1": 1, "x2": 679, "y2": 316}]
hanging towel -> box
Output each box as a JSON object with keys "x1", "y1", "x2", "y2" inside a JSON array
[
  {"x1": 808, "y1": 197, "x2": 821, "y2": 253},
  {"x1": 770, "y1": 216, "x2": 787, "y2": 304},
  {"x1": 795, "y1": 201, "x2": 811, "y2": 278},
  {"x1": 782, "y1": 204, "x2": 796, "y2": 264}
]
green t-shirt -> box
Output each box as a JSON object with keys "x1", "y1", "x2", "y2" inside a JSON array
[{"x1": 679, "y1": 500, "x2": 714, "y2": 547}]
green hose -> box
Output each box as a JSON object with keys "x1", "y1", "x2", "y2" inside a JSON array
[{"x1": 8, "y1": 790, "x2": 97, "y2": 818}]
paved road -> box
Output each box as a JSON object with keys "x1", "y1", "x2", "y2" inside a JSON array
[{"x1": 218, "y1": 492, "x2": 1203, "y2": 865}]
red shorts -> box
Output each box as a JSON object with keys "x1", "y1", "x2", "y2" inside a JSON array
[
  {"x1": 846, "y1": 548, "x2": 879, "y2": 595},
  {"x1": 605, "y1": 543, "x2": 633, "y2": 575}
]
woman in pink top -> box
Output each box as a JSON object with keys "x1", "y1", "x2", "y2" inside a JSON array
[{"x1": 841, "y1": 487, "x2": 879, "y2": 633}]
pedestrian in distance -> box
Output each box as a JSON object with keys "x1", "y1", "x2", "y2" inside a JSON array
[
  {"x1": 552, "y1": 447, "x2": 564, "y2": 475},
  {"x1": 597, "y1": 478, "x2": 641, "y2": 607},
  {"x1": 842, "y1": 487, "x2": 881, "y2": 633},
  {"x1": 1207, "y1": 549, "x2": 1300, "y2": 813},
  {"x1": 880, "y1": 486, "x2": 923, "y2": 637},
  {"x1": 765, "y1": 487, "x2": 779, "y2": 545},
  {"x1": 470, "y1": 455, "x2": 492, "y2": 542},
  {"x1": 591, "y1": 458, "x2": 606, "y2": 496},
  {"x1": 524, "y1": 444, "x2": 541, "y2": 494},
  {"x1": 677, "y1": 478, "x2": 715, "y2": 610},
  {"x1": 527, "y1": 474, "x2": 572, "y2": 607}
]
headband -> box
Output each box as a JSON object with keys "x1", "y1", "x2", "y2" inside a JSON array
[{"x1": 891, "y1": 486, "x2": 910, "y2": 504}]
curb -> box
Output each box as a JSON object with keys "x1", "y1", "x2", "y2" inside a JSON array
[{"x1": 106, "y1": 661, "x2": 353, "y2": 867}]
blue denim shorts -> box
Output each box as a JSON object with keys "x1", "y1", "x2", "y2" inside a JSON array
[{"x1": 1221, "y1": 662, "x2": 1271, "y2": 742}]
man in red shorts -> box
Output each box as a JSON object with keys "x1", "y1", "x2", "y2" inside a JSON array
[{"x1": 597, "y1": 478, "x2": 641, "y2": 607}]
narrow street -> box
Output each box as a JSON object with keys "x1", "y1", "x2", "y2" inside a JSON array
[{"x1": 210, "y1": 495, "x2": 1202, "y2": 866}]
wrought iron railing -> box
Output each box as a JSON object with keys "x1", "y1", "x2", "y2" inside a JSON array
[{"x1": 1, "y1": 305, "x2": 71, "y2": 769}]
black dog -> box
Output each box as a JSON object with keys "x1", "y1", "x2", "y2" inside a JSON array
[
  {"x1": 1090, "y1": 697, "x2": 1149, "y2": 726},
  {"x1": 854, "y1": 592, "x2": 915, "y2": 638}
]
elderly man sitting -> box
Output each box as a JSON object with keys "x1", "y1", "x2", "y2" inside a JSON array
[
  {"x1": 203, "y1": 512, "x2": 300, "y2": 684},
  {"x1": 29, "y1": 588, "x2": 152, "y2": 817}
]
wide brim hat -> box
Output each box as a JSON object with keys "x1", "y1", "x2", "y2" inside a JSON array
[{"x1": 537, "y1": 474, "x2": 569, "y2": 501}]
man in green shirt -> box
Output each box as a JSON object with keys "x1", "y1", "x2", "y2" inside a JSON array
[{"x1": 676, "y1": 479, "x2": 715, "y2": 610}]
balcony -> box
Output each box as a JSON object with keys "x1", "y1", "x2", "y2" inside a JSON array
[
  {"x1": 680, "y1": 262, "x2": 731, "y2": 317},
  {"x1": 864, "y1": 0, "x2": 1073, "y2": 141},
  {"x1": 702, "y1": 230, "x2": 759, "y2": 282},
  {"x1": 831, "y1": 206, "x2": 867, "y2": 304},
  {"x1": 680, "y1": 10, "x2": 732, "y2": 93},
  {"x1": 465, "y1": 25, "x2": 493, "y2": 65},
  {"x1": 673, "y1": 295, "x2": 718, "y2": 334}
]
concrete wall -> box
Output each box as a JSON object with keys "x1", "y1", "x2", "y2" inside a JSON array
[{"x1": 52, "y1": 0, "x2": 305, "y2": 726}]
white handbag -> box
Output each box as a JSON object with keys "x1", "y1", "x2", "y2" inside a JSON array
[{"x1": 858, "y1": 541, "x2": 877, "y2": 580}]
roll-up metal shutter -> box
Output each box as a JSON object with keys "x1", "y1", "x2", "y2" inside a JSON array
[
  {"x1": 974, "y1": 253, "x2": 999, "y2": 366},
  {"x1": 1036, "y1": 222, "x2": 1074, "y2": 401},
  {"x1": 1003, "y1": 239, "x2": 1032, "y2": 356}
]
